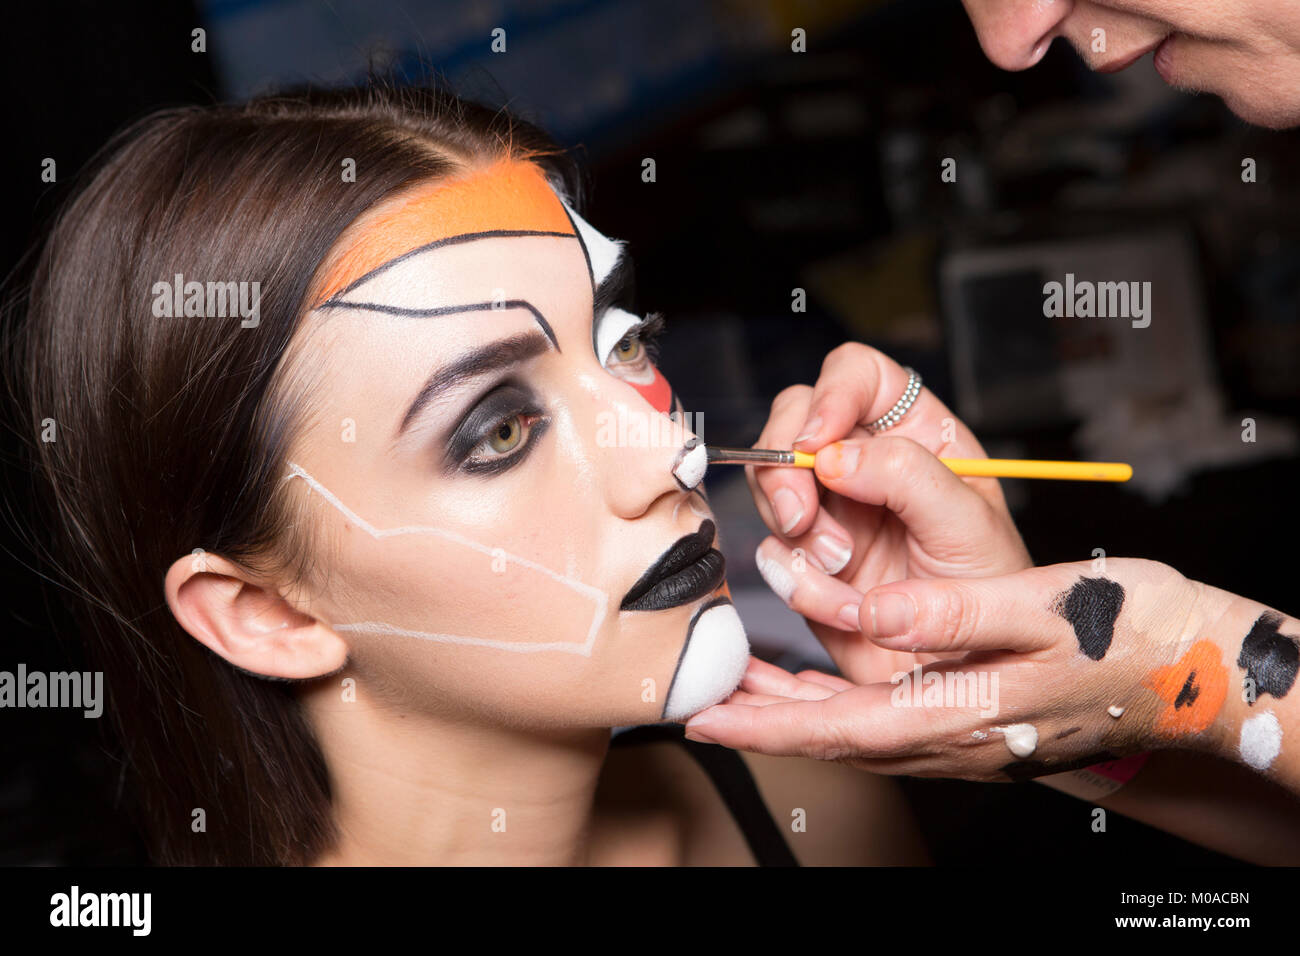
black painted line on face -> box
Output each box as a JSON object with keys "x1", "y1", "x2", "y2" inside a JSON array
[
  {"x1": 318, "y1": 298, "x2": 560, "y2": 352},
  {"x1": 1052, "y1": 577, "x2": 1125, "y2": 661},
  {"x1": 1055, "y1": 726, "x2": 1082, "y2": 740},
  {"x1": 1001, "y1": 750, "x2": 1119, "y2": 783},
  {"x1": 324, "y1": 228, "x2": 577, "y2": 306},
  {"x1": 555, "y1": 201, "x2": 601, "y2": 359},
  {"x1": 1238, "y1": 611, "x2": 1299, "y2": 704},
  {"x1": 660, "y1": 596, "x2": 734, "y2": 721}
]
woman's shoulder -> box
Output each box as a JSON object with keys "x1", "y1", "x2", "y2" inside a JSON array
[{"x1": 593, "y1": 725, "x2": 928, "y2": 865}]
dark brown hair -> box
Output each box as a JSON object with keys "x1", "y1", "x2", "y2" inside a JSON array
[{"x1": 7, "y1": 80, "x2": 582, "y2": 865}]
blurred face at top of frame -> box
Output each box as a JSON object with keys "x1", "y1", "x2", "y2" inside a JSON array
[
  {"x1": 278, "y1": 156, "x2": 747, "y2": 728},
  {"x1": 961, "y1": 0, "x2": 1300, "y2": 128}
]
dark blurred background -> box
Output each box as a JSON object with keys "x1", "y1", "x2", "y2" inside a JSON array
[{"x1": 2, "y1": 0, "x2": 1297, "y2": 865}]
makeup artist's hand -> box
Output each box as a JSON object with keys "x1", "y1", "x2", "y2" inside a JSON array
[
  {"x1": 689, "y1": 559, "x2": 1256, "y2": 783},
  {"x1": 747, "y1": 343, "x2": 1030, "y2": 684}
]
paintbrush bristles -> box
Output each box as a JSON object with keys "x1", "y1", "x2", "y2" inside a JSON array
[{"x1": 704, "y1": 446, "x2": 815, "y2": 468}]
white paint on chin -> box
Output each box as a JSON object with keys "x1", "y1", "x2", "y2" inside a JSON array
[{"x1": 662, "y1": 601, "x2": 750, "y2": 722}]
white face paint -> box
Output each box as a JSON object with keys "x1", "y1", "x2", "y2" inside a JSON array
[
  {"x1": 1239, "y1": 711, "x2": 1282, "y2": 771},
  {"x1": 661, "y1": 601, "x2": 750, "y2": 721},
  {"x1": 561, "y1": 200, "x2": 625, "y2": 286},
  {"x1": 671, "y1": 442, "x2": 708, "y2": 491},
  {"x1": 993, "y1": 723, "x2": 1039, "y2": 758}
]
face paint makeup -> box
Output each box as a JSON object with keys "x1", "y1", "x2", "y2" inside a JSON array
[
  {"x1": 1236, "y1": 611, "x2": 1299, "y2": 704},
  {"x1": 1055, "y1": 726, "x2": 1082, "y2": 739},
  {"x1": 620, "y1": 519, "x2": 726, "y2": 612},
  {"x1": 312, "y1": 156, "x2": 577, "y2": 309},
  {"x1": 1107, "y1": 705, "x2": 1125, "y2": 718},
  {"x1": 284, "y1": 463, "x2": 610, "y2": 655},
  {"x1": 671, "y1": 439, "x2": 708, "y2": 492},
  {"x1": 1142, "y1": 640, "x2": 1228, "y2": 737},
  {"x1": 1239, "y1": 710, "x2": 1283, "y2": 771},
  {"x1": 992, "y1": 723, "x2": 1039, "y2": 758},
  {"x1": 661, "y1": 597, "x2": 749, "y2": 722},
  {"x1": 1052, "y1": 576, "x2": 1125, "y2": 661}
]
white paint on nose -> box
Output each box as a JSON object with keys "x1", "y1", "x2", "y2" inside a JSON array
[{"x1": 672, "y1": 441, "x2": 707, "y2": 491}]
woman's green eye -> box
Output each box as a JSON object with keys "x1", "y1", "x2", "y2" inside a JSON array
[
  {"x1": 488, "y1": 415, "x2": 524, "y2": 453},
  {"x1": 612, "y1": 335, "x2": 643, "y2": 362}
]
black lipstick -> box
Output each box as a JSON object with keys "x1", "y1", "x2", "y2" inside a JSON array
[{"x1": 620, "y1": 519, "x2": 725, "y2": 612}]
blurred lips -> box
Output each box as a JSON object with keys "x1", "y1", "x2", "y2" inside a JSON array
[
  {"x1": 1097, "y1": 35, "x2": 1168, "y2": 74},
  {"x1": 1153, "y1": 34, "x2": 1177, "y2": 82},
  {"x1": 621, "y1": 519, "x2": 726, "y2": 612}
]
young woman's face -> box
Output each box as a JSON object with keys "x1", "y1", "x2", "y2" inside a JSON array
[
  {"x1": 961, "y1": 0, "x2": 1300, "y2": 128},
  {"x1": 279, "y1": 160, "x2": 748, "y2": 728}
]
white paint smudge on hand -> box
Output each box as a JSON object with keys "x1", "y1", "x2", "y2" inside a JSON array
[
  {"x1": 992, "y1": 723, "x2": 1038, "y2": 758},
  {"x1": 1239, "y1": 711, "x2": 1282, "y2": 771}
]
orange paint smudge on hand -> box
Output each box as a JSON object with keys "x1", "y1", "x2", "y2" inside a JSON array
[{"x1": 1141, "y1": 640, "x2": 1228, "y2": 737}]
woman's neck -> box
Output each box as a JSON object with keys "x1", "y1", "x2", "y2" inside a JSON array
[{"x1": 300, "y1": 681, "x2": 612, "y2": 866}]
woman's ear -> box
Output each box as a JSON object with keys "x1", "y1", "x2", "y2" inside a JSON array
[{"x1": 163, "y1": 551, "x2": 347, "y2": 679}]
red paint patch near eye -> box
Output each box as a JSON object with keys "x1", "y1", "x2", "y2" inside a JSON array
[{"x1": 632, "y1": 366, "x2": 673, "y2": 415}]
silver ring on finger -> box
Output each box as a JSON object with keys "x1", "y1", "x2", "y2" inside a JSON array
[{"x1": 865, "y1": 367, "x2": 922, "y2": 434}]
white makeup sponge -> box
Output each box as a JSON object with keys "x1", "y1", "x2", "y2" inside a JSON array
[{"x1": 662, "y1": 601, "x2": 750, "y2": 722}]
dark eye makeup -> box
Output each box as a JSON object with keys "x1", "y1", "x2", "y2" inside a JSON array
[
  {"x1": 440, "y1": 310, "x2": 667, "y2": 479},
  {"x1": 444, "y1": 380, "x2": 551, "y2": 477}
]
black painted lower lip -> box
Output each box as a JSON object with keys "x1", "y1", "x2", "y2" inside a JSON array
[{"x1": 620, "y1": 549, "x2": 726, "y2": 612}]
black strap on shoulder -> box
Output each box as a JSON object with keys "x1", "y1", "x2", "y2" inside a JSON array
[{"x1": 612, "y1": 724, "x2": 799, "y2": 867}]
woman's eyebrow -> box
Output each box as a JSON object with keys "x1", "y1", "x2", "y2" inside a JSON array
[
  {"x1": 593, "y1": 248, "x2": 636, "y2": 317},
  {"x1": 397, "y1": 331, "x2": 551, "y2": 439}
]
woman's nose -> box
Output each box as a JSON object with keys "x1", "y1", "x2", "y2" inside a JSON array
[
  {"x1": 596, "y1": 391, "x2": 704, "y2": 521},
  {"x1": 962, "y1": 0, "x2": 1073, "y2": 71}
]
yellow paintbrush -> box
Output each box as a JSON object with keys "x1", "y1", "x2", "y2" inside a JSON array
[{"x1": 704, "y1": 446, "x2": 1132, "y2": 482}]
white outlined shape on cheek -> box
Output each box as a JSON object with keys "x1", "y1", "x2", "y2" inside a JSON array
[{"x1": 283, "y1": 463, "x2": 609, "y2": 655}]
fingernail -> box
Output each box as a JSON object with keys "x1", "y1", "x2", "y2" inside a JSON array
[
  {"x1": 793, "y1": 415, "x2": 823, "y2": 446},
  {"x1": 684, "y1": 715, "x2": 719, "y2": 744},
  {"x1": 755, "y1": 545, "x2": 796, "y2": 604},
  {"x1": 815, "y1": 442, "x2": 860, "y2": 480},
  {"x1": 869, "y1": 592, "x2": 915, "y2": 638},
  {"x1": 837, "y1": 602, "x2": 861, "y2": 631},
  {"x1": 813, "y1": 533, "x2": 852, "y2": 575},
  {"x1": 771, "y1": 487, "x2": 804, "y2": 535}
]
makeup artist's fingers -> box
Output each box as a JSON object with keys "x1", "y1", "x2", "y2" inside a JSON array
[
  {"x1": 792, "y1": 343, "x2": 957, "y2": 453},
  {"x1": 814, "y1": 435, "x2": 1029, "y2": 575},
  {"x1": 740, "y1": 657, "x2": 837, "y2": 700},
  {"x1": 754, "y1": 536, "x2": 867, "y2": 632},
  {"x1": 685, "y1": 683, "x2": 897, "y2": 758},
  {"x1": 857, "y1": 568, "x2": 1076, "y2": 655},
  {"x1": 793, "y1": 669, "x2": 855, "y2": 693},
  {"x1": 726, "y1": 690, "x2": 806, "y2": 707},
  {"x1": 745, "y1": 384, "x2": 824, "y2": 539}
]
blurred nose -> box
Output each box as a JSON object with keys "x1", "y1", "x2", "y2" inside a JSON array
[
  {"x1": 962, "y1": 0, "x2": 1073, "y2": 70},
  {"x1": 586, "y1": 376, "x2": 704, "y2": 521}
]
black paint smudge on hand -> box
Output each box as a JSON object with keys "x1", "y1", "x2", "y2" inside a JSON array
[
  {"x1": 1001, "y1": 751, "x2": 1119, "y2": 783},
  {"x1": 1052, "y1": 577, "x2": 1125, "y2": 661},
  {"x1": 1237, "y1": 612, "x2": 1299, "y2": 704}
]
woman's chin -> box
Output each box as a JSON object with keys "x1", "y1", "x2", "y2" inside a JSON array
[{"x1": 660, "y1": 598, "x2": 749, "y2": 723}]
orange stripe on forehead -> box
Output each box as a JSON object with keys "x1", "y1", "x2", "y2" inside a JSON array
[{"x1": 312, "y1": 156, "x2": 577, "y2": 308}]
